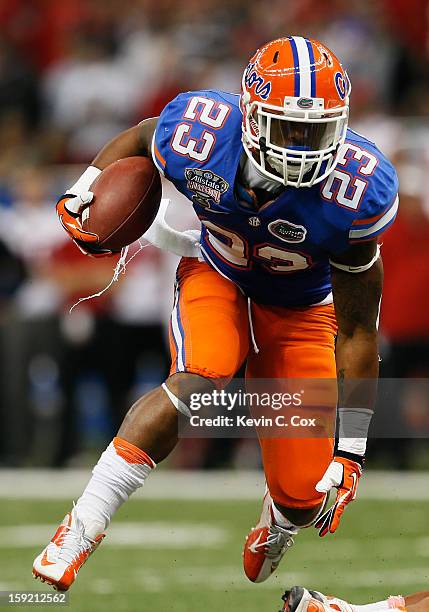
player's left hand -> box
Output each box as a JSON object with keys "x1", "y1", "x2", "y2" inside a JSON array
[{"x1": 314, "y1": 456, "x2": 362, "y2": 537}]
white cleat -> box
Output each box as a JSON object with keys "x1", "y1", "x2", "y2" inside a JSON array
[
  {"x1": 281, "y1": 588, "x2": 407, "y2": 612},
  {"x1": 280, "y1": 586, "x2": 336, "y2": 612},
  {"x1": 32, "y1": 508, "x2": 104, "y2": 591},
  {"x1": 280, "y1": 586, "x2": 372, "y2": 612},
  {"x1": 243, "y1": 491, "x2": 298, "y2": 583}
]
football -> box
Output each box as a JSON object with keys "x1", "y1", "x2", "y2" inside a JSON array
[{"x1": 82, "y1": 156, "x2": 162, "y2": 252}]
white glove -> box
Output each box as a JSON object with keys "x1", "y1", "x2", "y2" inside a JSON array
[
  {"x1": 56, "y1": 166, "x2": 102, "y2": 254},
  {"x1": 315, "y1": 460, "x2": 344, "y2": 492},
  {"x1": 63, "y1": 166, "x2": 101, "y2": 214},
  {"x1": 63, "y1": 191, "x2": 94, "y2": 215},
  {"x1": 314, "y1": 456, "x2": 362, "y2": 537}
]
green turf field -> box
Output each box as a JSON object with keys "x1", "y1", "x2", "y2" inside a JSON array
[{"x1": 1, "y1": 497, "x2": 429, "y2": 612}]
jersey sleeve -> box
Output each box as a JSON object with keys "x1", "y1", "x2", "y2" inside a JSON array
[
  {"x1": 150, "y1": 90, "x2": 237, "y2": 179},
  {"x1": 347, "y1": 156, "x2": 399, "y2": 244},
  {"x1": 151, "y1": 130, "x2": 166, "y2": 176},
  {"x1": 149, "y1": 89, "x2": 242, "y2": 204},
  {"x1": 150, "y1": 93, "x2": 187, "y2": 177}
]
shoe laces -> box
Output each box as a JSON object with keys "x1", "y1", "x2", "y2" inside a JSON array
[
  {"x1": 54, "y1": 514, "x2": 95, "y2": 566},
  {"x1": 254, "y1": 524, "x2": 296, "y2": 560}
]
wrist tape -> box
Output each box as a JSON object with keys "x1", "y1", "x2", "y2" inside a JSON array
[
  {"x1": 337, "y1": 407, "x2": 373, "y2": 456},
  {"x1": 67, "y1": 166, "x2": 101, "y2": 195}
]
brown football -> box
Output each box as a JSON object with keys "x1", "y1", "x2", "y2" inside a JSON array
[{"x1": 82, "y1": 156, "x2": 162, "y2": 252}]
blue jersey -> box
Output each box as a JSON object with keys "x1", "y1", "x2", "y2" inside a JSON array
[{"x1": 152, "y1": 90, "x2": 398, "y2": 308}]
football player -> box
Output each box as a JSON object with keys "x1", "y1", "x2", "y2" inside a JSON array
[
  {"x1": 280, "y1": 585, "x2": 429, "y2": 612},
  {"x1": 33, "y1": 37, "x2": 398, "y2": 590}
]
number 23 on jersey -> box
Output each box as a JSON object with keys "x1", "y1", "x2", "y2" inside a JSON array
[{"x1": 170, "y1": 96, "x2": 231, "y2": 162}]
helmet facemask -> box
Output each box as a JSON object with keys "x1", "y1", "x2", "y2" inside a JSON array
[{"x1": 242, "y1": 92, "x2": 349, "y2": 188}]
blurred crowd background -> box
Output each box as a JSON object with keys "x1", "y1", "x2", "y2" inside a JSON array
[{"x1": 0, "y1": 0, "x2": 429, "y2": 470}]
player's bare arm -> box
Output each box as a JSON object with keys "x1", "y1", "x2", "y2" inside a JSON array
[
  {"x1": 331, "y1": 239, "x2": 382, "y2": 416},
  {"x1": 92, "y1": 117, "x2": 158, "y2": 169},
  {"x1": 270, "y1": 241, "x2": 382, "y2": 525},
  {"x1": 332, "y1": 239, "x2": 382, "y2": 380},
  {"x1": 313, "y1": 240, "x2": 382, "y2": 537}
]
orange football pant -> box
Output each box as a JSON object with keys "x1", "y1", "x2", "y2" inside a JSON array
[{"x1": 169, "y1": 257, "x2": 338, "y2": 509}]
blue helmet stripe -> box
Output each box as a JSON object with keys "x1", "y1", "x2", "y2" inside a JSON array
[
  {"x1": 289, "y1": 37, "x2": 300, "y2": 97},
  {"x1": 305, "y1": 39, "x2": 316, "y2": 97}
]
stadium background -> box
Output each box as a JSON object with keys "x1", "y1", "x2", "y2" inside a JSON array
[{"x1": 0, "y1": 1, "x2": 428, "y2": 610}]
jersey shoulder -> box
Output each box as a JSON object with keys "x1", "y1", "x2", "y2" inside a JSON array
[
  {"x1": 152, "y1": 89, "x2": 242, "y2": 178},
  {"x1": 330, "y1": 128, "x2": 399, "y2": 244}
]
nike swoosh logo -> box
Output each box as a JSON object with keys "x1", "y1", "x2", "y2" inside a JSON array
[
  {"x1": 40, "y1": 551, "x2": 55, "y2": 567},
  {"x1": 337, "y1": 473, "x2": 358, "y2": 506},
  {"x1": 248, "y1": 532, "x2": 264, "y2": 554},
  {"x1": 63, "y1": 219, "x2": 81, "y2": 230}
]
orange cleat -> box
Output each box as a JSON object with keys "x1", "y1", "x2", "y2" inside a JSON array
[
  {"x1": 32, "y1": 509, "x2": 104, "y2": 591},
  {"x1": 243, "y1": 491, "x2": 297, "y2": 583}
]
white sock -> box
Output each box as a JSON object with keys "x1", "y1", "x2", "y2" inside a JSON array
[
  {"x1": 353, "y1": 598, "x2": 405, "y2": 612},
  {"x1": 271, "y1": 502, "x2": 299, "y2": 532},
  {"x1": 74, "y1": 438, "x2": 155, "y2": 538},
  {"x1": 353, "y1": 604, "x2": 389, "y2": 612}
]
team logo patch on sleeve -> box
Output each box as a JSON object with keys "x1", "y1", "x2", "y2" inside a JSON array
[
  {"x1": 185, "y1": 168, "x2": 229, "y2": 209},
  {"x1": 268, "y1": 219, "x2": 307, "y2": 243}
]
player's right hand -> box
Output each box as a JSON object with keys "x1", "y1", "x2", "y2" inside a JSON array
[
  {"x1": 56, "y1": 192, "x2": 113, "y2": 257},
  {"x1": 57, "y1": 191, "x2": 97, "y2": 242}
]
